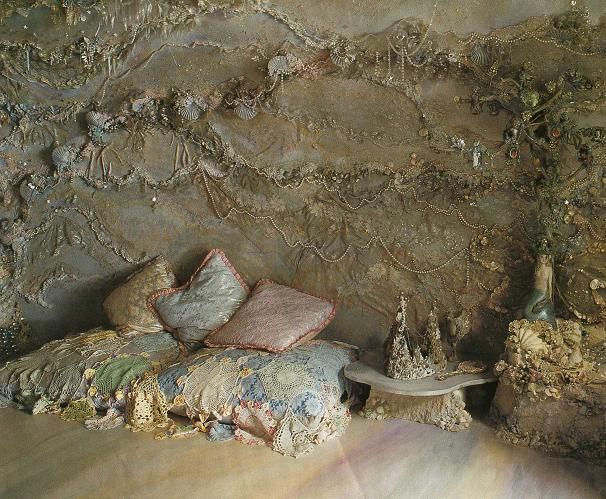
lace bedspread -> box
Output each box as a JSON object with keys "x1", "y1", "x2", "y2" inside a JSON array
[
  {"x1": 0, "y1": 329, "x2": 180, "y2": 422},
  {"x1": 129, "y1": 340, "x2": 358, "y2": 457}
]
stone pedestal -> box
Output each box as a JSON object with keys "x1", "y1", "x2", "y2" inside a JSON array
[
  {"x1": 345, "y1": 357, "x2": 496, "y2": 432},
  {"x1": 361, "y1": 388, "x2": 472, "y2": 431},
  {"x1": 491, "y1": 319, "x2": 606, "y2": 465}
]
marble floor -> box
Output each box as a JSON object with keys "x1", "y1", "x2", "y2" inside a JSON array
[{"x1": 0, "y1": 408, "x2": 604, "y2": 499}]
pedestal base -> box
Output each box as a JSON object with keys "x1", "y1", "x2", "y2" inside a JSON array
[
  {"x1": 360, "y1": 388, "x2": 472, "y2": 432},
  {"x1": 492, "y1": 375, "x2": 606, "y2": 464}
]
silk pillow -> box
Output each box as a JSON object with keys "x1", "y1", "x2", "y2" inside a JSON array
[
  {"x1": 148, "y1": 249, "x2": 249, "y2": 349},
  {"x1": 103, "y1": 257, "x2": 177, "y2": 335},
  {"x1": 204, "y1": 279, "x2": 337, "y2": 353}
]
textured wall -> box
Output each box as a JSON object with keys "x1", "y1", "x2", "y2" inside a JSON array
[{"x1": 0, "y1": 1, "x2": 605, "y2": 360}]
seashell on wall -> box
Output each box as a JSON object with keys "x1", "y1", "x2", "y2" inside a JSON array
[
  {"x1": 268, "y1": 55, "x2": 291, "y2": 79},
  {"x1": 470, "y1": 42, "x2": 490, "y2": 67},
  {"x1": 267, "y1": 54, "x2": 302, "y2": 79},
  {"x1": 330, "y1": 44, "x2": 356, "y2": 68},
  {"x1": 174, "y1": 94, "x2": 202, "y2": 121},
  {"x1": 235, "y1": 102, "x2": 257, "y2": 120},
  {"x1": 51, "y1": 143, "x2": 79, "y2": 170},
  {"x1": 85, "y1": 110, "x2": 111, "y2": 131}
]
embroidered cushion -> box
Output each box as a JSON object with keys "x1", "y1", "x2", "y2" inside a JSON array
[
  {"x1": 204, "y1": 279, "x2": 337, "y2": 353},
  {"x1": 103, "y1": 257, "x2": 176, "y2": 335},
  {"x1": 148, "y1": 249, "x2": 249, "y2": 350}
]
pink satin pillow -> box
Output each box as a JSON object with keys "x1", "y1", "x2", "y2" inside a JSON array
[{"x1": 204, "y1": 279, "x2": 337, "y2": 353}]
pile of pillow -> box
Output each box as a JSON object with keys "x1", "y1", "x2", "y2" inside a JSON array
[
  {"x1": 0, "y1": 329, "x2": 180, "y2": 424},
  {"x1": 103, "y1": 248, "x2": 338, "y2": 354},
  {"x1": 1, "y1": 248, "x2": 356, "y2": 456}
]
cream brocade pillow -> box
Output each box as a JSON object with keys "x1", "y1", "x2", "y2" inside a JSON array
[{"x1": 103, "y1": 257, "x2": 176, "y2": 334}]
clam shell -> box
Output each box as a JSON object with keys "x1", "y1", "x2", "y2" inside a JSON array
[
  {"x1": 470, "y1": 42, "x2": 490, "y2": 67},
  {"x1": 235, "y1": 102, "x2": 257, "y2": 120}
]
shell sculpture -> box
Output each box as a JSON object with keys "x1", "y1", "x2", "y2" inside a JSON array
[
  {"x1": 174, "y1": 94, "x2": 202, "y2": 122},
  {"x1": 507, "y1": 325, "x2": 549, "y2": 365},
  {"x1": 470, "y1": 42, "x2": 490, "y2": 67},
  {"x1": 235, "y1": 101, "x2": 257, "y2": 121},
  {"x1": 52, "y1": 143, "x2": 79, "y2": 171}
]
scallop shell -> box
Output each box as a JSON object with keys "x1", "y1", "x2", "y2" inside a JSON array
[
  {"x1": 235, "y1": 102, "x2": 257, "y2": 120},
  {"x1": 330, "y1": 45, "x2": 355, "y2": 68},
  {"x1": 268, "y1": 55, "x2": 290, "y2": 79},
  {"x1": 470, "y1": 42, "x2": 490, "y2": 67},
  {"x1": 52, "y1": 144, "x2": 78, "y2": 170},
  {"x1": 174, "y1": 95, "x2": 202, "y2": 121},
  {"x1": 85, "y1": 111, "x2": 111, "y2": 131},
  {"x1": 512, "y1": 327, "x2": 549, "y2": 357}
]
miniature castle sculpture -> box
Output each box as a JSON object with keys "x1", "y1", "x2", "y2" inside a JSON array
[{"x1": 384, "y1": 295, "x2": 447, "y2": 380}]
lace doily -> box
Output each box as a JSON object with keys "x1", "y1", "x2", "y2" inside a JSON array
[
  {"x1": 257, "y1": 360, "x2": 318, "y2": 402},
  {"x1": 125, "y1": 373, "x2": 169, "y2": 432}
]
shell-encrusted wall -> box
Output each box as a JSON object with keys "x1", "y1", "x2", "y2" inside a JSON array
[{"x1": 0, "y1": 1, "x2": 605, "y2": 360}]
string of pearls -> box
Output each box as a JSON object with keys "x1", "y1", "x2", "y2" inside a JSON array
[{"x1": 201, "y1": 170, "x2": 477, "y2": 274}]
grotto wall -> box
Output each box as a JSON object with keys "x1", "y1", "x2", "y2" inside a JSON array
[{"x1": 0, "y1": 0, "x2": 605, "y2": 362}]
